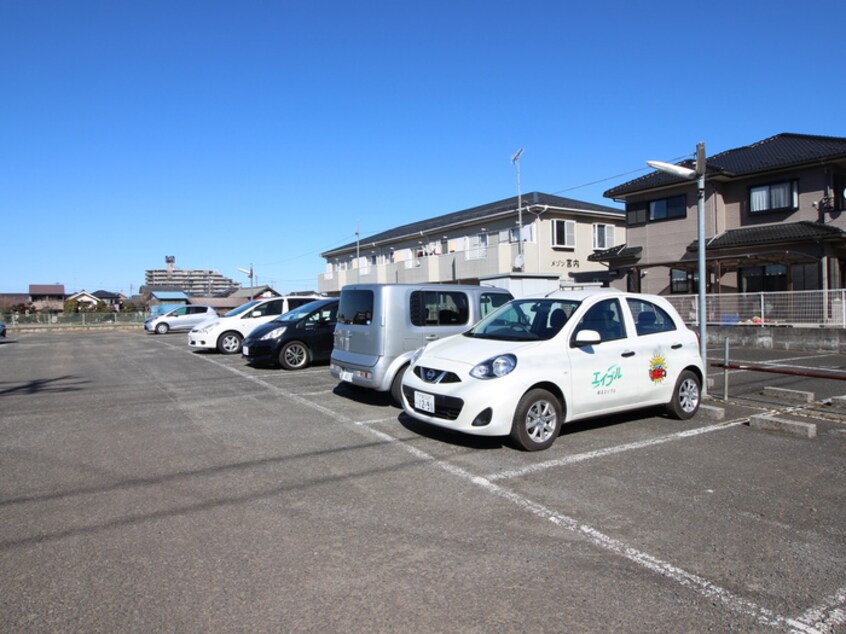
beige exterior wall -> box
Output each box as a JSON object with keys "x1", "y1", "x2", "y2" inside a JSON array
[{"x1": 319, "y1": 212, "x2": 626, "y2": 294}]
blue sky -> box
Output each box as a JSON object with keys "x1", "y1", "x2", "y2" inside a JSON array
[{"x1": 2, "y1": 0, "x2": 845, "y2": 295}]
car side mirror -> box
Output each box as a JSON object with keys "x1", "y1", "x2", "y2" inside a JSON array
[
  {"x1": 251, "y1": 310, "x2": 262, "y2": 318},
  {"x1": 573, "y1": 329, "x2": 601, "y2": 347}
]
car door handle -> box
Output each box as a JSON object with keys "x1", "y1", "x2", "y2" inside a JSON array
[
  {"x1": 671, "y1": 343, "x2": 683, "y2": 349},
  {"x1": 621, "y1": 351, "x2": 635, "y2": 358},
  {"x1": 425, "y1": 335, "x2": 438, "y2": 341}
]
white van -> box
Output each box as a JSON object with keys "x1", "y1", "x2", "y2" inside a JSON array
[
  {"x1": 330, "y1": 283, "x2": 512, "y2": 404},
  {"x1": 188, "y1": 294, "x2": 322, "y2": 354}
]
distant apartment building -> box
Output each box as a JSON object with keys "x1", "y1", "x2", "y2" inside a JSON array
[
  {"x1": 144, "y1": 256, "x2": 239, "y2": 296},
  {"x1": 319, "y1": 192, "x2": 625, "y2": 294}
]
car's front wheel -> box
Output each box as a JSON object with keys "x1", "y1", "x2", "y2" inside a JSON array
[
  {"x1": 279, "y1": 341, "x2": 311, "y2": 370},
  {"x1": 155, "y1": 322, "x2": 169, "y2": 335},
  {"x1": 390, "y1": 364, "x2": 409, "y2": 407},
  {"x1": 666, "y1": 369, "x2": 701, "y2": 419},
  {"x1": 510, "y1": 389, "x2": 562, "y2": 451},
  {"x1": 217, "y1": 331, "x2": 243, "y2": 354}
]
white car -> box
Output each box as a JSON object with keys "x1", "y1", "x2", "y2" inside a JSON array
[
  {"x1": 144, "y1": 305, "x2": 218, "y2": 335},
  {"x1": 401, "y1": 289, "x2": 704, "y2": 451},
  {"x1": 188, "y1": 295, "x2": 322, "y2": 354}
]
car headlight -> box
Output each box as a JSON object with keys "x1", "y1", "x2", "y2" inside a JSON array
[
  {"x1": 196, "y1": 321, "x2": 219, "y2": 333},
  {"x1": 410, "y1": 346, "x2": 426, "y2": 366},
  {"x1": 260, "y1": 326, "x2": 287, "y2": 341},
  {"x1": 470, "y1": 354, "x2": 517, "y2": 379}
]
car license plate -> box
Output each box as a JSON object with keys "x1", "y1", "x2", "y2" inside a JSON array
[
  {"x1": 414, "y1": 391, "x2": 435, "y2": 413},
  {"x1": 242, "y1": 345, "x2": 249, "y2": 356},
  {"x1": 340, "y1": 370, "x2": 354, "y2": 382}
]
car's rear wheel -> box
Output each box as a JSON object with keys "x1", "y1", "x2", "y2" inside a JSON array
[
  {"x1": 217, "y1": 331, "x2": 242, "y2": 354},
  {"x1": 666, "y1": 369, "x2": 701, "y2": 419},
  {"x1": 155, "y1": 322, "x2": 169, "y2": 335},
  {"x1": 510, "y1": 389, "x2": 562, "y2": 451},
  {"x1": 279, "y1": 341, "x2": 311, "y2": 370}
]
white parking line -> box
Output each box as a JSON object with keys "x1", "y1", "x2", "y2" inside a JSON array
[
  {"x1": 297, "y1": 389, "x2": 337, "y2": 397},
  {"x1": 485, "y1": 420, "x2": 746, "y2": 481},
  {"x1": 355, "y1": 416, "x2": 399, "y2": 426},
  {"x1": 792, "y1": 586, "x2": 846, "y2": 633},
  {"x1": 166, "y1": 338, "x2": 841, "y2": 633}
]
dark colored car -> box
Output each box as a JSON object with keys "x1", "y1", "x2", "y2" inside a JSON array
[
  {"x1": 0, "y1": 322, "x2": 6, "y2": 338},
  {"x1": 241, "y1": 299, "x2": 338, "y2": 369}
]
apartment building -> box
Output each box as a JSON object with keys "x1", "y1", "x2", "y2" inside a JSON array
[{"x1": 319, "y1": 192, "x2": 625, "y2": 294}]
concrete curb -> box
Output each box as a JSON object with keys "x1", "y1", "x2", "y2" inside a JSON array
[
  {"x1": 698, "y1": 403, "x2": 725, "y2": 420},
  {"x1": 762, "y1": 386, "x2": 814, "y2": 404},
  {"x1": 749, "y1": 414, "x2": 817, "y2": 438}
]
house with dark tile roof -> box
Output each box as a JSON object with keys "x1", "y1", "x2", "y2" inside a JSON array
[
  {"x1": 598, "y1": 133, "x2": 846, "y2": 295},
  {"x1": 29, "y1": 284, "x2": 66, "y2": 313},
  {"x1": 319, "y1": 192, "x2": 625, "y2": 294}
]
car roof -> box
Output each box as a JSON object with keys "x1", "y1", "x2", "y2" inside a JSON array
[{"x1": 530, "y1": 288, "x2": 668, "y2": 303}]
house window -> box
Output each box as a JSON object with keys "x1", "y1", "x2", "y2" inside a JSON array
[
  {"x1": 649, "y1": 195, "x2": 687, "y2": 221},
  {"x1": 749, "y1": 181, "x2": 798, "y2": 213},
  {"x1": 465, "y1": 233, "x2": 488, "y2": 260},
  {"x1": 739, "y1": 265, "x2": 787, "y2": 292},
  {"x1": 552, "y1": 219, "x2": 576, "y2": 248},
  {"x1": 670, "y1": 269, "x2": 698, "y2": 294},
  {"x1": 593, "y1": 224, "x2": 615, "y2": 250},
  {"x1": 509, "y1": 224, "x2": 535, "y2": 244},
  {"x1": 627, "y1": 204, "x2": 647, "y2": 226},
  {"x1": 791, "y1": 262, "x2": 819, "y2": 291}
]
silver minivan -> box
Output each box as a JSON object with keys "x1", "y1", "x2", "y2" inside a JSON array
[{"x1": 330, "y1": 283, "x2": 512, "y2": 404}]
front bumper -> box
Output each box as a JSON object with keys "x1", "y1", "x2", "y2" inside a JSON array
[
  {"x1": 401, "y1": 363, "x2": 522, "y2": 437},
  {"x1": 187, "y1": 330, "x2": 217, "y2": 350},
  {"x1": 241, "y1": 338, "x2": 278, "y2": 365}
]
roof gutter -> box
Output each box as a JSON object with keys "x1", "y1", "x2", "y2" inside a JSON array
[{"x1": 322, "y1": 204, "x2": 624, "y2": 257}]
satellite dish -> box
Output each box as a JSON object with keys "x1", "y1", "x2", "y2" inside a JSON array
[{"x1": 513, "y1": 254, "x2": 524, "y2": 269}]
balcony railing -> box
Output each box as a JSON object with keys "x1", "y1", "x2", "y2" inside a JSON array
[{"x1": 319, "y1": 243, "x2": 523, "y2": 292}]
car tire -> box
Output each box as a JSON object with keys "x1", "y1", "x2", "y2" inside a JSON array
[
  {"x1": 666, "y1": 369, "x2": 701, "y2": 420},
  {"x1": 155, "y1": 322, "x2": 169, "y2": 335},
  {"x1": 279, "y1": 341, "x2": 311, "y2": 370},
  {"x1": 390, "y1": 364, "x2": 408, "y2": 407},
  {"x1": 510, "y1": 388, "x2": 562, "y2": 451},
  {"x1": 217, "y1": 331, "x2": 243, "y2": 354}
]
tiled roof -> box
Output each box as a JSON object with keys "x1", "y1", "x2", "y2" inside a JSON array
[
  {"x1": 92, "y1": 290, "x2": 122, "y2": 300},
  {"x1": 29, "y1": 284, "x2": 65, "y2": 295},
  {"x1": 230, "y1": 285, "x2": 278, "y2": 298},
  {"x1": 587, "y1": 244, "x2": 643, "y2": 262},
  {"x1": 322, "y1": 192, "x2": 623, "y2": 256},
  {"x1": 150, "y1": 291, "x2": 189, "y2": 300},
  {"x1": 605, "y1": 133, "x2": 846, "y2": 198},
  {"x1": 689, "y1": 221, "x2": 845, "y2": 251}
]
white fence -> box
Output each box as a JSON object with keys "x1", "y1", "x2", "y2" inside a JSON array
[{"x1": 665, "y1": 290, "x2": 846, "y2": 328}]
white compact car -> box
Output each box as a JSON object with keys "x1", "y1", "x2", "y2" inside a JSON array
[
  {"x1": 401, "y1": 289, "x2": 703, "y2": 451},
  {"x1": 144, "y1": 305, "x2": 218, "y2": 335},
  {"x1": 188, "y1": 295, "x2": 321, "y2": 354}
]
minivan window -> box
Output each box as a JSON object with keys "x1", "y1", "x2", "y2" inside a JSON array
[
  {"x1": 465, "y1": 298, "x2": 581, "y2": 341},
  {"x1": 247, "y1": 299, "x2": 284, "y2": 318},
  {"x1": 338, "y1": 290, "x2": 374, "y2": 325},
  {"x1": 409, "y1": 291, "x2": 469, "y2": 326},
  {"x1": 224, "y1": 300, "x2": 261, "y2": 318}
]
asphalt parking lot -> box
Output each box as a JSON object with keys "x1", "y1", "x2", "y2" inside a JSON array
[{"x1": 1, "y1": 331, "x2": 844, "y2": 633}]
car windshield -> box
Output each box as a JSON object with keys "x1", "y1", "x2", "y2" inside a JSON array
[
  {"x1": 464, "y1": 298, "x2": 581, "y2": 341},
  {"x1": 223, "y1": 300, "x2": 261, "y2": 318},
  {"x1": 272, "y1": 300, "x2": 331, "y2": 324}
]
